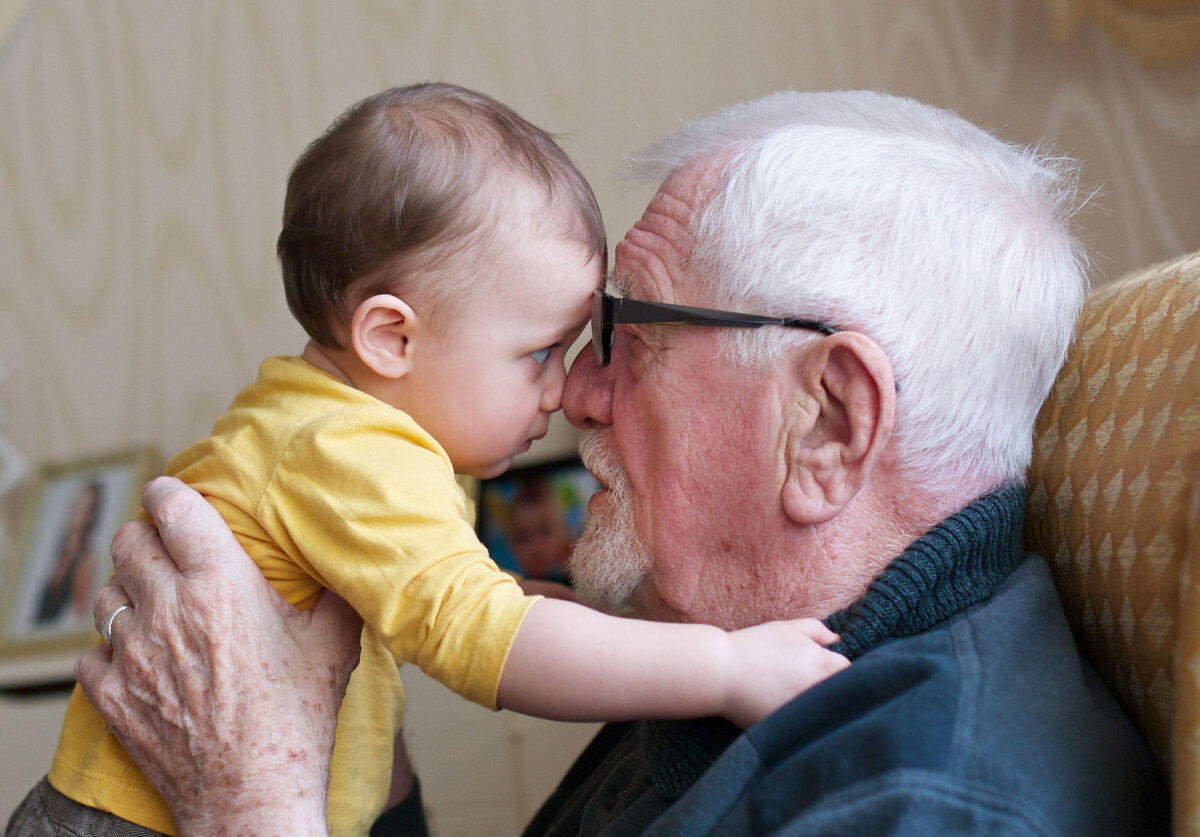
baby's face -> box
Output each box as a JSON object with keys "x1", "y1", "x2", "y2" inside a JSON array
[
  {"x1": 509, "y1": 500, "x2": 571, "y2": 576},
  {"x1": 400, "y1": 228, "x2": 601, "y2": 479}
]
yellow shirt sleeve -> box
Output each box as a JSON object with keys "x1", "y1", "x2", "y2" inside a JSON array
[{"x1": 256, "y1": 403, "x2": 535, "y2": 709}]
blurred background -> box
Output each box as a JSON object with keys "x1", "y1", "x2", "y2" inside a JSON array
[{"x1": 0, "y1": 1, "x2": 1197, "y2": 833}]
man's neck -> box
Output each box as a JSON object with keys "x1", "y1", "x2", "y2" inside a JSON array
[
  {"x1": 785, "y1": 475, "x2": 948, "y2": 620},
  {"x1": 823, "y1": 467, "x2": 1004, "y2": 607},
  {"x1": 825, "y1": 483, "x2": 1027, "y2": 658}
]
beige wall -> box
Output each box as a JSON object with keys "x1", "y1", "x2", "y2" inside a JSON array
[{"x1": 0, "y1": 0, "x2": 1197, "y2": 832}]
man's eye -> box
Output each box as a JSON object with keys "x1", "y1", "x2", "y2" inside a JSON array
[{"x1": 531, "y1": 347, "x2": 553, "y2": 366}]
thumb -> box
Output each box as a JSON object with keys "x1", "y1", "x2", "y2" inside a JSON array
[
  {"x1": 140, "y1": 477, "x2": 257, "y2": 582},
  {"x1": 796, "y1": 618, "x2": 841, "y2": 646}
]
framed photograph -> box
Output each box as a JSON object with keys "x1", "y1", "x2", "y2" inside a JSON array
[
  {"x1": 476, "y1": 456, "x2": 600, "y2": 582},
  {"x1": 0, "y1": 447, "x2": 158, "y2": 658}
]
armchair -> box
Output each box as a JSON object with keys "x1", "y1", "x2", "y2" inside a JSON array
[{"x1": 1026, "y1": 250, "x2": 1200, "y2": 834}]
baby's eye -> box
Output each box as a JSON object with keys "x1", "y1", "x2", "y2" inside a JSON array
[{"x1": 531, "y1": 346, "x2": 553, "y2": 366}]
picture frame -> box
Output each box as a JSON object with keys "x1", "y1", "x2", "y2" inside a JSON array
[
  {"x1": 476, "y1": 456, "x2": 600, "y2": 583},
  {"x1": 0, "y1": 447, "x2": 158, "y2": 659}
]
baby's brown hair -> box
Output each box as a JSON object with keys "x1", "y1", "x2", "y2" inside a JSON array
[{"x1": 277, "y1": 82, "x2": 606, "y2": 347}]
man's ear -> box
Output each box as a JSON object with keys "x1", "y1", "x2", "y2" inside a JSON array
[
  {"x1": 349, "y1": 294, "x2": 419, "y2": 380},
  {"x1": 780, "y1": 332, "x2": 896, "y2": 525}
]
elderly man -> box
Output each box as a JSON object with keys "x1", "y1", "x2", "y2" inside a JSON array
[{"x1": 73, "y1": 90, "x2": 1166, "y2": 835}]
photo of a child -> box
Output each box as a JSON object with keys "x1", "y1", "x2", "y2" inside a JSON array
[
  {"x1": 476, "y1": 458, "x2": 599, "y2": 582},
  {"x1": 0, "y1": 449, "x2": 157, "y2": 653}
]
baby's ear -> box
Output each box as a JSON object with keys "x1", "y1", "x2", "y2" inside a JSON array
[{"x1": 349, "y1": 294, "x2": 418, "y2": 379}]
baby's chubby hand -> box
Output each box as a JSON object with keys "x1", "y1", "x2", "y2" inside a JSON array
[{"x1": 719, "y1": 618, "x2": 849, "y2": 729}]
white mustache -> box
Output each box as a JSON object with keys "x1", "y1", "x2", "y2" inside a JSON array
[
  {"x1": 570, "y1": 427, "x2": 653, "y2": 613},
  {"x1": 578, "y1": 429, "x2": 630, "y2": 497}
]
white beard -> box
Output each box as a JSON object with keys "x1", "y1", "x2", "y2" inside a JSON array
[{"x1": 569, "y1": 429, "x2": 654, "y2": 613}]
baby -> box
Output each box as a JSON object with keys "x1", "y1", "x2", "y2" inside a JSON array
[{"x1": 35, "y1": 83, "x2": 847, "y2": 836}]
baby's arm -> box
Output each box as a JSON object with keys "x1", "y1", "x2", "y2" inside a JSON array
[{"x1": 497, "y1": 599, "x2": 849, "y2": 729}]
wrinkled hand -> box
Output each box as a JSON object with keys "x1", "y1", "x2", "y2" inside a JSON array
[
  {"x1": 75, "y1": 477, "x2": 363, "y2": 836},
  {"x1": 721, "y1": 618, "x2": 849, "y2": 729}
]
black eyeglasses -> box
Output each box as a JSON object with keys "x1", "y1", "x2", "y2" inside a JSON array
[{"x1": 591, "y1": 290, "x2": 838, "y2": 366}]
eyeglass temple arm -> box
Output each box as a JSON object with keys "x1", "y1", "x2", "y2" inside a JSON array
[{"x1": 610, "y1": 297, "x2": 837, "y2": 335}]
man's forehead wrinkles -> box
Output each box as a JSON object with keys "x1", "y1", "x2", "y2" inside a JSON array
[
  {"x1": 634, "y1": 188, "x2": 697, "y2": 250},
  {"x1": 615, "y1": 233, "x2": 679, "y2": 300},
  {"x1": 648, "y1": 187, "x2": 696, "y2": 228},
  {"x1": 655, "y1": 159, "x2": 721, "y2": 220},
  {"x1": 617, "y1": 190, "x2": 699, "y2": 302}
]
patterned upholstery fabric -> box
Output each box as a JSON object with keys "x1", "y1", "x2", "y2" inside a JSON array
[{"x1": 1025, "y1": 251, "x2": 1200, "y2": 835}]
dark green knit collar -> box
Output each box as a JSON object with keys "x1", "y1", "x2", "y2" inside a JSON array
[
  {"x1": 643, "y1": 483, "x2": 1028, "y2": 800},
  {"x1": 825, "y1": 482, "x2": 1026, "y2": 659}
]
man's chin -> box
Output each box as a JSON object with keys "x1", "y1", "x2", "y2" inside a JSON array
[
  {"x1": 568, "y1": 566, "x2": 636, "y2": 615},
  {"x1": 567, "y1": 527, "x2": 651, "y2": 615}
]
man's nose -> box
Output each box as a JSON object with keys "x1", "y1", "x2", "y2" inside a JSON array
[{"x1": 563, "y1": 341, "x2": 613, "y2": 429}]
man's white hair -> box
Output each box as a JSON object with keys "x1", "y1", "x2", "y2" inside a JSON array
[{"x1": 631, "y1": 90, "x2": 1089, "y2": 492}]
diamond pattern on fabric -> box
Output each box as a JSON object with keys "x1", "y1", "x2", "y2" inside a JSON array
[{"x1": 1025, "y1": 251, "x2": 1200, "y2": 834}]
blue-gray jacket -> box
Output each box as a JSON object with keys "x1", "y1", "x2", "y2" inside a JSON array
[{"x1": 523, "y1": 486, "x2": 1168, "y2": 836}]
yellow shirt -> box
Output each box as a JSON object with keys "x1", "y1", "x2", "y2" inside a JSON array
[{"x1": 49, "y1": 356, "x2": 536, "y2": 836}]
